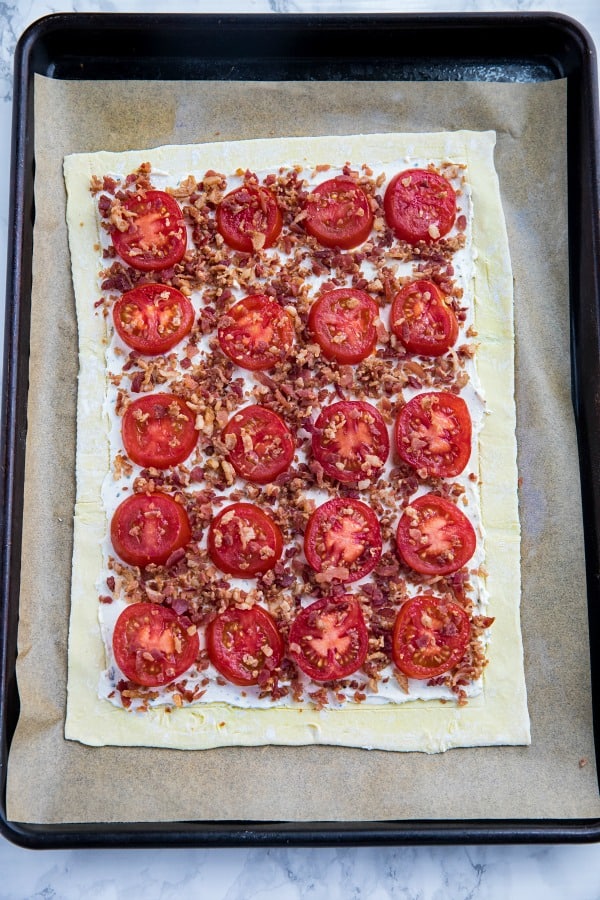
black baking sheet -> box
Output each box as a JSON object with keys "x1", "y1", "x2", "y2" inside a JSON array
[{"x1": 1, "y1": 12, "x2": 600, "y2": 848}]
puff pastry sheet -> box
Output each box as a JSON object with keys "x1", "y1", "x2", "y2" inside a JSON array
[{"x1": 64, "y1": 131, "x2": 530, "y2": 752}]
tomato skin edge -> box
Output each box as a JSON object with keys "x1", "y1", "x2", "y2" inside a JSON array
[
  {"x1": 308, "y1": 288, "x2": 379, "y2": 365},
  {"x1": 396, "y1": 493, "x2": 476, "y2": 576},
  {"x1": 110, "y1": 190, "x2": 187, "y2": 272},
  {"x1": 207, "y1": 502, "x2": 284, "y2": 577},
  {"x1": 222, "y1": 404, "x2": 295, "y2": 485},
  {"x1": 390, "y1": 280, "x2": 458, "y2": 357},
  {"x1": 303, "y1": 497, "x2": 382, "y2": 583},
  {"x1": 391, "y1": 595, "x2": 471, "y2": 680},
  {"x1": 110, "y1": 492, "x2": 191, "y2": 568},
  {"x1": 217, "y1": 294, "x2": 294, "y2": 371},
  {"x1": 394, "y1": 391, "x2": 472, "y2": 479},
  {"x1": 304, "y1": 177, "x2": 374, "y2": 250},
  {"x1": 288, "y1": 595, "x2": 369, "y2": 682},
  {"x1": 113, "y1": 283, "x2": 195, "y2": 355},
  {"x1": 311, "y1": 399, "x2": 390, "y2": 485},
  {"x1": 216, "y1": 184, "x2": 283, "y2": 253},
  {"x1": 121, "y1": 392, "x2": 199, "y2": 470},
  {"x1": 384, "y1": 169, "x2": 457, "y2": 245},
  {"x1": 206, "y1": 605, "x2": 284, "y2": 686},
  {"x1": 112, "y1": 602, "x2": 199, "y2": 688}
]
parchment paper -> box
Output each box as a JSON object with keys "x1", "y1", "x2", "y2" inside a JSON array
[{"x1": 6, "y1": 74, "x2": 600, "y2": 824}]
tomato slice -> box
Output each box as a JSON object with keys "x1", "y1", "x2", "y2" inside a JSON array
[
  {"x1": 304, "y1": 498, "x2": 382, "y2": 583},
  {"x1": 304, "y1": 176, "x2": 374, "y2": 249},
  {"x1": 110, "y1": 492, "x2": 191, "y2": 568},
  {"x1": 221, "y1": 404, "x2": 295, "y2": 485},
  {"x1": 395, "y1": 391, "x2": 471, "y2": 478},
  {"x1": 396, "y1": 493, "x2": 476, "y2": 576},
  {"x1": 216, "y1": 183, "x2": 282, "y2": 253},
  {"x1": 207, "y1": 605, "x2": 284, "y2": 686},
  {"x1": 308, "y1": 288, "x2": 379, "y2": 364},
  {"x1": 113, "y1": 283, "x2": 195, "y2": 355},
  {"x1": 111, "y1": 189, "x2": 187, "y2": 271},
  {"x1": 384, "y1": 169, "x2": 456, "y2": 244},
  {"x1": 311, "y1": 400, "x2": 389, "y2": 485},
  {"x1": 121, "y1": 393, "x2": 198, "y2": 469},
  {"x1": 391, "y1": 280, "x2": 458, "y2": 357},
  {"x1": 208, "y1": 502, "x2": 284, "y2": 577},
  {"x1": 217, "y1": 294, "x2": 294, "y2": 371},
  {"x1": 289, "y1": 595, "x2": 368, "y2": 682},
  {"x1": 392, "y1": 595, "x2": 471, "y2": 680},
  {"x1": 113, "y1": 602, "x2": 199, "y2": 687}
]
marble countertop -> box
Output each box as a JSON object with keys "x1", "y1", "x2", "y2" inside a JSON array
[{"x1": 2, "y1": 1, "x2": 600, "y2": 897}]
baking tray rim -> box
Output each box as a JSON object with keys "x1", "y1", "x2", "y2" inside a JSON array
[
  {"x1": 2, "y1": 10, "x2": 600, "y2": 848},
  {"x1": 11, "y1": 8, "x2": 600, "y2": 82}
]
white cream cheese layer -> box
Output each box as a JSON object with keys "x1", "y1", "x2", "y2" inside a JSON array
[{"x1": 96, "y1": 159, "x2": 483, "y2": 711}]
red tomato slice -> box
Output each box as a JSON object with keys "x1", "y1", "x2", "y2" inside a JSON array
[
  {"x1": 308, "y1": 288, "x2": 379, "y2": 364},
  {"x1": 207, "y1": 605, "x2": 284, "y2": 686},
  {"x1": 311, "y1": 400, "x2": 389, "y2": 485},
  {"x1": 217, "y1": 294, "x2": 294, "y2": 371},
  {"x1": 208, "y1": 502, "x2": 284, "y2": 577},
  {"x1": 304, "y1": 498, "x2": 382, "y2": 583},
  {"x1": 395, "y1": 391, "x2": 471, "y2": 478},
  {"x1": 288, "y1": 595, "x2": 368, "y2": 682},
  {"x1": 221, "y1": 404, "x2": 295, "y2": 485},
  {"x1": 384, "y1": 169, "x2": 456, "y2": 244},
  {"x1": 391, "y1": 280, "x2": 458, "y2": 356},
  {"x1": 113, "y1": 283, "x2": 195, "y2": 355},
  {"x1": 121, "y1": 393, "x2": 198, "y2": 469},
  {"x1": 396, "y1": 493, "x2": 476, "y2": 575},
  {"x1": 216, "y1": 183, "x2": 282, "y2": 253},
  {"x1": 304, "y1": 176, "x2": 374, "y2": 249},
  {"x1": 110, "y1": 492, "x2": 191, "y2": 568},
  {"x1": 113, "y1": 602, "x2": 199, "y2": 687},
  {"x1": 111, "y1": 189, "x2": 187, "y2": 271},
  {"x1": 392, "y1": 595, "x2": 471, "y2": 680}
]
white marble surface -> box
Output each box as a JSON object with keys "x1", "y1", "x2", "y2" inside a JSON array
[{"x1": 2, "y1": 0, "x2": 600, "y2": 896}]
